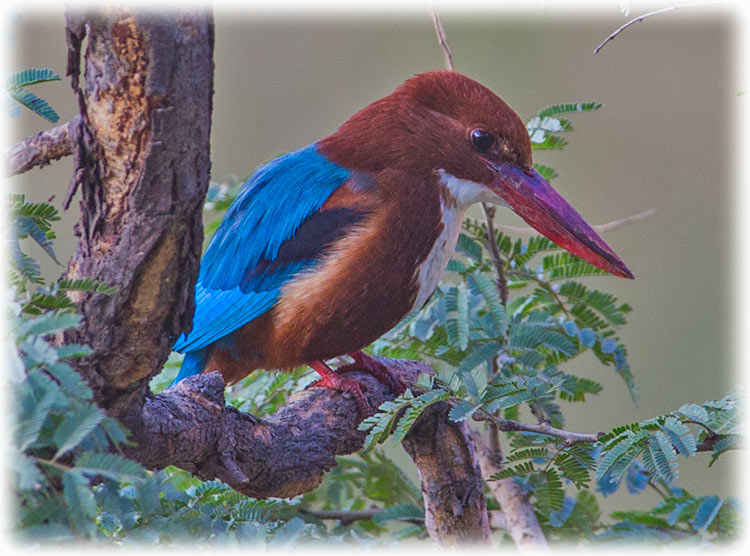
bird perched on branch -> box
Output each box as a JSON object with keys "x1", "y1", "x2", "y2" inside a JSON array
[{"x1": 172, "y1": 70, "x2": 632, "y2": 414}]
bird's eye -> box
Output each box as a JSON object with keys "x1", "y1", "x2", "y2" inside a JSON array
[{"x1": 470, "y1": 128, "x2": 494, "y2": 152}]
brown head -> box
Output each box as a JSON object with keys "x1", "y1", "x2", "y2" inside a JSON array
[{"x1": 320, "y1": 70, "x2": 633, "y2": 278}]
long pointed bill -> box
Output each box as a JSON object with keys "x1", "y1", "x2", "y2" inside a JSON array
[{"x1": 488, "y1": 164, "x2": 634, "y2": 279}]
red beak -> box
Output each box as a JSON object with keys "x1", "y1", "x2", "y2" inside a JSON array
[{"x1": 488, "y1": 164, "x2": 634, "y2": 279}]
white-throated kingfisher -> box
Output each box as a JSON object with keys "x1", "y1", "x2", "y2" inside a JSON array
[{"x1": 172, "y1": 71, "x2": 633, "y2": 414}]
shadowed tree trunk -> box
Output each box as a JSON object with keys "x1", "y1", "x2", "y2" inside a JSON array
[
  {"x1": 62, "y1": 7, "x2": 214, "y2": 417},
  {"x1": 50, "y1": 6, "x2": 493, "y2": 547}
]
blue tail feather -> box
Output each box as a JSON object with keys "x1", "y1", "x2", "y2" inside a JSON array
[{"x1": 172, "y1": 348, "x2": 210, "y2": 386}]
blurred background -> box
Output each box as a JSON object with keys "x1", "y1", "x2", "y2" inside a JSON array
[{"x1": 6, "y1": 2, "x2": 741, "y2": 515}]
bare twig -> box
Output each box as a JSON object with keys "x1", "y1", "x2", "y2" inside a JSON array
[
  {"x1": 474, "y1": 410, "x2": 604, "y2": 446},
  {"x1": 471, "y1": 429, "x2": 549, "y2": 550},
  {"x1": 4, "y1": 115, "x2": 80, "y2": 176},
  {"x1": 594, "y1": 3, "x2": 711, "y2": 54},
  {"x1": 431, "y1": 8, "x2": 454, "y2": 71},
  {"x1": 496, "y1": 208, "x2": 656, "y2": 236},
  {"x1": 481, "y1": 204, "x2": 509, "y2": 306}
]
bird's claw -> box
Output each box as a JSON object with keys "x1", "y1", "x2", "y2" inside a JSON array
[
  {"x1": 308, "y1": 374, "x2": 373, "y2": 416},
  {"x1": 337, "y1": 351, "x2": 407, "y2": 396}
]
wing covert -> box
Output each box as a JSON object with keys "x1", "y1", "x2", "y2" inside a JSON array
[{"x1": 173, "y1": 143, "x2": 368, "y2": 354}]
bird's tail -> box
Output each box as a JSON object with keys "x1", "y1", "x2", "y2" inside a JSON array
[{"x1": 172, "y1": 348, "x2": 210, "y2": 386}]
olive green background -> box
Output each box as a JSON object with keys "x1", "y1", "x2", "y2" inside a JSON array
[{"x1": 7, "y1": 4, "x2": 741, "y2": 515}]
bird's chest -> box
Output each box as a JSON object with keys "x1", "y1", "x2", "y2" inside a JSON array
[{"x1": 409, "y1": 201, "x2": 467, "y2": 312}]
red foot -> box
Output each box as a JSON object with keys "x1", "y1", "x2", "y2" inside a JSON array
[
  {"x1": 308, "y1": 360, "x2": 372, "y2": 416},
  {"x1": 336, "y1": 351, "x2": 407, "y2": 396}
]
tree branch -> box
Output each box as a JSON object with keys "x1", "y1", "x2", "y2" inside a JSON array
[
  {"x1": 481, "y1": 204, "x2": 509, "y2": 306},
  {"x1": 122, "y1": 359, "x2": 429, "y2": 499},
  {"x1": 61, "y1": 9, "x2": 214, "y2": 417},
  {"x1": 402, "y1": 401, "x2": 491, "y2": 546},
  {"x1": 473, "y1": 410, "x2": 604, "y2": 446},
  {"x1": 4, "y1": 115, "x2": 80, "y2": 176},
  {"x1": 471, "y1": 429, "x2": 549, "y2": 550},
  {"x1": 495, "y1": 208, "x2": 657, "y2": 236}
]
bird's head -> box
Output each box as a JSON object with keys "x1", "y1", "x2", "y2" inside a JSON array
[{"x1": 320, "y1": 70, "x2": 633, "y2": 279}]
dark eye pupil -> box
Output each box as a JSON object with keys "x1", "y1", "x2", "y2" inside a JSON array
[{"x1": 471, "y1": 129, "x2": 493, "y2": 152}]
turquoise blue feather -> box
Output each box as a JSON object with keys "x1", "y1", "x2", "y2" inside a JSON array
[{"x1": 172, "y1": 143, "x2": 353, "y2": 382}]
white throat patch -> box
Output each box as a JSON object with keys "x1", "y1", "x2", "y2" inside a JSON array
[
  {"x1": 437, "y1": 169, "x2": 505, "y2": 208},
  {"x1": 409, "y1": 171, "x2": 504, "y2": 313}
]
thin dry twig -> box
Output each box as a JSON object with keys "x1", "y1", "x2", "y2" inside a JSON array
[
  {"x1": 431, "y1": 8, "x2": 454, "y2": 71},
  {"x1": 481, "y1": 204, "x2": 509, "y2": 305},
  {"x1": 473, "y1": 410, "x2": 604, "y2": 446},
  {"x1": 594, "y1": 2, "x2": 713, "y2": 54},
  {"x1": 495, "y1": 208, "x2": 656, "y2": 236}
]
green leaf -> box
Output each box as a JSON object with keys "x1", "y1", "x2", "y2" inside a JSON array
[
  {"x1": 8, "y1": 86, "x2": 60, "y2": 122},
  {"x1": 533, "y1": 163, "x2": 558, "y2": 182},
  {"x1": 642, "y1": 432, "x2": 678, "y2": 485},
  {"x1": 535, "y1": 468, "x2": 565, "y2": 514},
  {"x1": 15, "y1": 311, "x2": 82, "y2": 339},
  {"x1": 373, "y1": 503, "x2": 424, "y2": 525},
  {"x1": 9, "y1": 450, "x2": 46, "y2": 490},
  {"x1": 268, "y1": 517, "x2": 308, "y2": 548},
  {"x1": 537, "y1": 102, "x2": 603, "y2": 119},
  {"x1": 456, "y1": 282, "x2": 470, "y2": 351},
  {"x1": 448, "y1": 399, "x2": 478, "y2": 423},
  {"x1": 659, "y1": 417, "x2": 697, "y2": 458},
  {"x1": 456, "y1": 233, "x2": 483, "y2": 262},
  {"x1": 75, "y1": 452, "x2": 147, "y2": 483},
  {"x1": 15, "y1": 523, "x2": 76, "y2": 543},
  {"x1": 692, "y1": 496, "x2": 723, "y2": 531},
  {"x1": 469, "y1": 272, "x2": 506, "y2": 336},
  {"x1": 489, "y1": 461, "x2": 535, "y2": 480},
  {"x1": 6, "y1": 68, "x2": 61, "y2": 89},
  {"x1": 56, "y1": 278, "x2": 118, "y2": 295},
  {"x1": 62, "y1": 470, "x2": 98, "y2": 536},
  {"x1": 16, "y1": 389, "x2": 56, "y2": 451},
  {"x1": 52, "y1": 403, "x2": 105, "y2": 461}
]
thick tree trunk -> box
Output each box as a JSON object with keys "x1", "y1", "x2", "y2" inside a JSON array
[{"x1": 62, "y1": 8, "x2": 214, "y2": 417}]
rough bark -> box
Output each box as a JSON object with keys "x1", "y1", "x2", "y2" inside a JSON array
[
  {"x1": 402, "y1": 403, "x2": 492, "y2": 547},
  {"x1": 124, "y1": 359, "x2": 430, "y2": 499},
  {"x1": 61, "y1": 8, "x2": 214, "y2": 417}
]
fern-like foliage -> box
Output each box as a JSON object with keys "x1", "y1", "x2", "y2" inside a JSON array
[
  {"x1": 6, "y1": 68, "x2": 61, "y2": 122},
  {"x1": 596, "y1": 392, "x2": 742, "y2": 490},
  {"x1": 369, "y1": 99, "x2": 741, "y2": 546}
]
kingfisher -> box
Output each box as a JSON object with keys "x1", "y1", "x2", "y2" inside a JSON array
[{"x1": 172, "y1": 70, "x2": 633, "y2": 414}]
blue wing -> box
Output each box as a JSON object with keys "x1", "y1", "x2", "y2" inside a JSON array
[{"x1": 173, "y1": 142, "x2": 355, "y2": 356}]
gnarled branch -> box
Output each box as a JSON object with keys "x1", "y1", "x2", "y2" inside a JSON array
[{"x1": 123, "y1": 360, "x2": 430, "y2": 499}]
